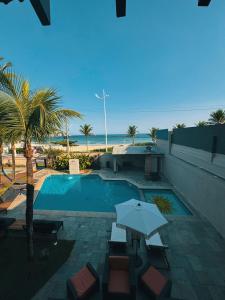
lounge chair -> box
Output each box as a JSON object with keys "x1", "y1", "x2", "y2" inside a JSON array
[
  {"x1": 102, "y1": 254, "x2": 136, "y2": 300},
  {"x1": 11, "y1": 183, "x2": 26, "y2": 194},
  {"x1": 138, "y1": 263, "x2": 171, "y2": 299},
  {"x1": 145, "y1": 233, "x2": 170, "y2": 270},
  {"x1": 10, "y1": 219, "x2": 63, "y2": 242},
  {"x1": 0, "y1": 208, "x2": 7, "y2": 215},
  {"x1": 108, "y1": 222, "x2": 127, "y2": 254},
  {"x1": 29, "y1": 219, "x2": 63, "y2": 243},
  {"x1": 0, "y1": 200, "x2": 12, "y2": 214},
  {"x1": 67, "y1": 263, "x2": 100, "y2": 299},
  {"x1": 32, "y1": 219, "x2": 64, "y2": 234},
  {"x1": 0, "y1": 217, "x2": 16, "y2": 238}
]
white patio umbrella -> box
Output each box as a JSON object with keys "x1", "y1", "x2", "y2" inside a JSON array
[
  {"x1": 115, "y1": 199, "x2": 168, "y2": 238},
  {"x1": 115, "y1": 199, "x2": 168, "y2": 267}
]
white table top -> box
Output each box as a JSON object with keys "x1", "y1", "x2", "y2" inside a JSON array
[
  {"x1": 110, "y1": 222, "x2": 127, "y2": 243},
  {"x1": 145, "y1": 232, "x2": 164, "y2": 247}
]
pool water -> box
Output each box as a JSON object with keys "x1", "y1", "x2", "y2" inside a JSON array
[
  {"x1": 143, "y1": 189, "x2": 192, "y2": 216},
  {"x1": 34, "y1": 174, "x2": 141, "y2": 212}
]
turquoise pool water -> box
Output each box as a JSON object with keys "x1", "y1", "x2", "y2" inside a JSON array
[
  {"x1": 34, "y1": 174, "x2": 141, "y2": 212},
  {"x1": 143, "y1": 189, "x2": 192, "y2": 216}
]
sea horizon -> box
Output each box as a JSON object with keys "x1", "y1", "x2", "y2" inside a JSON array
[{"x1": 48, "y1": 133, "x2": 152, "y2": 145}]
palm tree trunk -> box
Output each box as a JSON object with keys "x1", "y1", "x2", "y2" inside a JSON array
[
  {"x1": 86, "y1": 136, "x2": 88, "y2": 152},
  {"x1": 0, "y1": 142, "x2": 3, "y2": 186},
  {"x1": 25, "y1": 143, "x2": 34, "y2": 260},
  {"x1": 132, "y1": 136, "x2": 135, "y2": 145},
  {"x1": 11, "y1": 142, "x2": 16, "y2": 181}
]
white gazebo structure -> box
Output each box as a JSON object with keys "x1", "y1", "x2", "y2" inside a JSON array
[{"x1": 112, "y1": 145, "x2": 164, "y2": 181}]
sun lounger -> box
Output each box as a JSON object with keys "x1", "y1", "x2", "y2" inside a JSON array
[
  {"x1": 0, "y1": 208, "x2": 7, "y2": 215},
  {"x1": 67, "y1": 263, "x2": 100, "y2": 299},
  {"x1": 0, "y1": 217, "x2": 16, "y2": 238},
  {"x1": 9, "y1": 219, "x2": 64, "y2": 242},
  {"x1": 33, "y1": 219, "x2": 64, "y2": 234},
  {"x1": 102, "y1": 254, "x2": 136, "y2": 300},
  {"x1": 138, "y1": 263, "x2": 171, "y2": 299},
  {"x1": 145, "y1": 233, "x2": 170, "y2": 270},
  {"x1": 0, "y1": 200, "x2": 12, "y2": 214},
  {"x1": 11, "y1": 183, "x2": 26, "y2": 194},
  {"x1": 108, "y1": 222, "x2": 127, "y2": 254}
]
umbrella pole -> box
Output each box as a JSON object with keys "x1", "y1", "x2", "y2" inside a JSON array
[{"x1": 133, "y1": 236, "x2": 142, "y2": 268}]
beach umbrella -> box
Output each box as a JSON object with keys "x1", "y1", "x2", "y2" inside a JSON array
[
  {"x1": 115, "y1": 199, "x2": 168, "y2": 266},
  {"x1": 115, "y1": 199, "x2": 168, "y2": 238}
]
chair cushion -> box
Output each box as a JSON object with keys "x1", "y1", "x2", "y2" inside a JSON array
[
  {"x1": 109, "y1": 256, "x2": 129, "y2": 270},
  {"x1": 69, "y1": 266, "x2": 96, "y2": 298},
  {"x1": 108, "y1": 270, "x2": 130, "y2": 294},
  {"x1": 141, "y1": 266, "x2": 168, "y2": 296}
]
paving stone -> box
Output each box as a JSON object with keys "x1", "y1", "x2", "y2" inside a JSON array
[
  {"x1": 172, "y1": 281, "x2": 198, "y2": 300},
  {"x1": 5, "y1": 170, "x2": 225, "y2": 300},
  {"x1": 208, "y1": 285, "x2": 225, "y2": 300}
]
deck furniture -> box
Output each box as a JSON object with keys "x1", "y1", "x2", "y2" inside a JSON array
[
  {"x1": 67, "y1": 263, "x2": 100, "y2": 300},
  {"x1": 11, "y1": 183, "x2": 27, "y2": 194},
  {"x1": 108, "y1": 222, "x2": 127, "y2": 254},
  {"x1": 102, "y1": 255, "x2": 136, "y2": 300},
  {"x1": 138, "y1": 263, "x2": 171, "y2": 299},
  {"x1": 0, "y1": 200, "x2": 13, "y2": 214},
  {"x1": 0, "y1": 208, "x2": 7, "y2": 215},
  {"x1": 9, "y1": 219, "x2": 63, "y2": 242},
  {"x1": 0, "y1": 217, "x2": 16, "y2": 238},
  {"x1": 145, "y1": 233, "x2": 170, "y2": 270},
  {"x1": 33, "y1": 219, "x2": 64, "y2": 233}
]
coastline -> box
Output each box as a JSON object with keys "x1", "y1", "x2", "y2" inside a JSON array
[{"x1": 32, "y1": 143, "x2": 123, "y2": 152}]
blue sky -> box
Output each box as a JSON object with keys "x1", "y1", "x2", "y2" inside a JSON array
[{"x1": 0, "y1": 0, "x2": 225, "y2": 134}]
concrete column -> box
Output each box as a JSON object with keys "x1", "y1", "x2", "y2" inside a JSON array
[
  {"x1": 113, "y1": 157, "x2": 117, "y2": 173},
  {"x1": 157, "y1": 157, "x2": 161, "y2": 174},
  {"x1": 144, "y1": 155, "x2": 151, "y2": 179}
]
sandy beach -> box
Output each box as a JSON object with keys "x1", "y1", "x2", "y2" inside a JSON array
[{"x1": 32, "y1": 143, "x2": 125, "y2": 153}]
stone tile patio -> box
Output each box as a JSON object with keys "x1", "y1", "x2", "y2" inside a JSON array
[
  {"x1": 5, "y1": 169, "x2": 225, "y2": 300},
  {"x1": 94, "y1": 168, "x2": 171, "y2": 189},
  {"x1": 7, "y1": 208, "x2": 225, "y2": 300}
]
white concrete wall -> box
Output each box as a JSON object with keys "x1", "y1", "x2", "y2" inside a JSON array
[
  {"x1": 171, "y1": 144, "x2": 225, "y2": 180},
  {"x1": 99, "y1": 154, "x2": 114, "y2": 169},
  {"x1": 157, "y1": 139, "x2": 225, "y2": 238}
]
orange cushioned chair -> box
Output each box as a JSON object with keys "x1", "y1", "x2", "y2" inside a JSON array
[
  {"x1": 138, "y1": 263, "x2": 171, "y2": 299},
  {"x1": 102, "y1": 255, "x2": 136, "y2": 300},
  {"x1": 67, "y1": 263, "x2": 100, "y2": 300}
]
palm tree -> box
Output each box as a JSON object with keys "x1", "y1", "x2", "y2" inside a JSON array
[
  {"x1": 0, "y1": 56, "x2": 12, "y2": 72},
  {"x1": 127, "y1": 125, "x2": 138, "y2": 145},
  {"x1": 0, "y1": 57, "x2": 12, "y2": 183},
  {"x1": 0, "y1": 75, "x2": 81, "y2": 259},
  {"x1": 195, "y1": 121, "x2": 208, "y2": 127},
  {"x1": 79, "y1": 124, "x2": 93, "y2": 151},
  {"x1": 0, "y1": 126, "x2": 6, "y2": 186},
  {"x1": 173, "y1": 123, "x2": 186, "y2": 129},
  {"x1": 208, "y1": 109, "x2": 225, "y2": 125},
  {"x1": 148, "y1": 127, "x2": 159, "y2": 143}
]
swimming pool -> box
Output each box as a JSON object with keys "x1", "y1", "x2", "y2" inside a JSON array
[
  {"x1": 143, "y1": 189, "x2": 192, "y2": 216},
  {"x1": 34, "y1": 174, "x2": 141, "y2": 212}
]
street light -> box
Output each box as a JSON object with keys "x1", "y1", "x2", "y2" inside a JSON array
[{"x1": 95, "y1": 89, "x2": 109, "y2": 152}]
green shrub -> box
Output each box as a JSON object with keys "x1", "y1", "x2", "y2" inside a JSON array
[{"x1": 52, "y1": 153, "x2": 94, "y2": 171}]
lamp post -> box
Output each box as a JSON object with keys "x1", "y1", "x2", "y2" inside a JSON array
[{"x1": 95, "y1": 90, "x2": 109, "y2": 152}]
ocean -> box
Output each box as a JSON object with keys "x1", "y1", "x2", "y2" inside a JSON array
[{"x1": 49, "y1": 133, "x2": 151, "y2": 145}]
